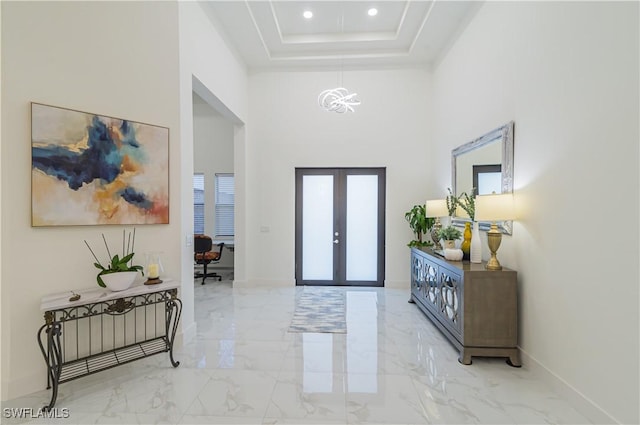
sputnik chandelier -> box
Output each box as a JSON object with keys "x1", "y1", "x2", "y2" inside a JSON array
[{"x1": 318, "y1": 87, "x2": 361, "y2": 113}]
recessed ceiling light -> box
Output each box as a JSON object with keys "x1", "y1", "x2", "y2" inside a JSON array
[
  {"x1": 368, "y1": 8, "x2": 378, "y2": 17},
  {"x1": 303, "y1": 10, "x2": 313, "y2": 19}
]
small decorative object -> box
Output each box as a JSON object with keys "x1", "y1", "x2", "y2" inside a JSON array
[
  {"x1": 460, "y1": 222, "x2": 472, "y2": 260},
  {"x1": 68, "y1": 291, "x2": 81, "y2": 302},
  {"x1": 470, "y1": 220, "x2": 482, "y2": 263},
  {"x1": 31, "y1": 102, "x2": 169, "y2": 226},
  {"x1": 475, "y1": 193, "x2": 516, "y2": 270},
  {"x1": 444, "y1": 248, "x2": 464, "y2": 261},
  {"x1": 85, "y1": 228, "x2": 144, "y2": 290},
  {"x1": 437, "y1": 226, "x2": 462, "y2": 250},
  {"x1": 425, "y1": 199, "x2": 449, "y2": 251},
  {"x1": 144, "y1": 252, "x2": 164, "y2": 285}
]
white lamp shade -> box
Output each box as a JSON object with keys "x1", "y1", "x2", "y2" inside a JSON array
[
  {"x1": 475, "y1": 193, "x2": 515, "y2": 221},
  {"x1": 425, "y1": 199, "x2": 448, "y2": 218}
]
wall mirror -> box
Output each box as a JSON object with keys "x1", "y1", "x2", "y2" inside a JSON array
[{"x1": 451, "y1": 121, "x2": 514, "y2": 234}]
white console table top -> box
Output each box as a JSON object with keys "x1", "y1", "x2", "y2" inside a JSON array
[{"x1": 41, "y1": 279, "x2": 180, "y2": 312}]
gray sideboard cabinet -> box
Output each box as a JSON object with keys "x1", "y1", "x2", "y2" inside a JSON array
[{"x1": 410, "y1": 247, "x2": 520, "y2": 367}]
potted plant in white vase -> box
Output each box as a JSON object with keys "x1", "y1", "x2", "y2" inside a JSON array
[
  {"x1": 437, "y1": 226, "x2": 462, "y2": 249},
  {"x1": 85, "y1": 229, "x2": 144, "y2": 291}
]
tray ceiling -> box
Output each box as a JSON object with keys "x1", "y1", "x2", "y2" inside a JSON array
[{"x1": 200, "y1": 1, "x2": 482, "y2": 70}]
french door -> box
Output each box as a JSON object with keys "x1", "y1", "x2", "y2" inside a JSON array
[{"x1": 295, "y1": 168, "x2": 385, "y2": 286}]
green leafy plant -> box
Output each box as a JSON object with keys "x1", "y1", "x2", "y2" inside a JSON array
[
  {"x1": 404, "y1": 204, "x2": 435, "y2": 248},
  {"x1": 85, "y1": 229, "x2": 144, "y2": 288},
  {"x1": 437, "y1": 225, "x2": 462, "y2": 241},
  {"x1": 446, "y1": 188, "x2": 458, "y2": 217},
  {"x1": 457, "y1": 188, "x2": 476, "y2": 221}
]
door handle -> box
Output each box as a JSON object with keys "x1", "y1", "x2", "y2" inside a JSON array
[{"x1": 333, "y1": 239, "x2": 339, "y2": 244}]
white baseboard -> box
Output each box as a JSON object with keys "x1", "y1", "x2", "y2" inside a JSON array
[
  {"x1": 234, "y1": 280, "x2": 410, "y2": 289},
  {"x1": 519, "y1": 348, "x2": 618, "y2": 424},
  {"x1": 180, "y1": 321, "x2": 197, "y2": 346},
  {"x1": 1, "y1": 379, "x2": 7, "y2": 401},
  {"x1": 233, "y1": 279, "x2": 293, "y2": 288},
  {"x1": 385, "y1": 280, "x2": 410, "y2": 289},
  {"x1": 2, "y1": 371, "x2": 45, "y2": 402}
]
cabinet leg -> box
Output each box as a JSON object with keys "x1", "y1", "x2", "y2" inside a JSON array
[
  {"x1": 37, "y1": 322, "x2": 63, "y2": 410},
  {"x1": 165, "y1": 298, "x2": 182, "y2": 367},
  {"x1": 408, "y1": 295, "x2": 415, "y2": 304},
  {"x1": 458, "y1": 351, "x2": 472, "y2": 365},
  {"x1": 506, "y1": 351, "x2": 522, "y2": 368}
]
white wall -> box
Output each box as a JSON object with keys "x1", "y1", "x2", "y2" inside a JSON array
[
  {"x1": 246, "y1": 69, "x2": 432, "y2": 286},
  {"x1": 177, "y1": 3, "x2": 248, "y2": 302},
  {"x1": 430, "y1": 2, "x2": 639, "y2": 423},
  {"x1": 181, "y1": 4, "x2": 248, "y2": 125},
  {"x1": 0, "y1": 0, "x2": 5, "y2": 401},
  {"x1": 193, "y1": 97, "x2": 235, "y2": 268},
  {"x1": 1, "y1": 1, "x2": 181, "y2": 399}
]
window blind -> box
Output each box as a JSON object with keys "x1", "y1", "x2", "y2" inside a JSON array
[
  {"x1": 193, "y1": 174, "x2": 204, "y2": 235},
  {"x1": 215, "y1": 173, "x2": 234, "y2": 237}
]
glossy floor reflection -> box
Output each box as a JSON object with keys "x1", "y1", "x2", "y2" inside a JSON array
[{"x1": 3, "y1": 282, "x2": 593, "y2": 424}]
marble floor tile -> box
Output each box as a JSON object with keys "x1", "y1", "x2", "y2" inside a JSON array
[
  {"x1": 346, "y1": 374, "x2": 428, "y2": 424},
  {"x1": 174, "y1": 339, "x2": 290, "y2": 372},
  {"x1": 186, "y1": 369, "x2": 278, "y2": 418},
  {"x1": 264, "y1": 371, "x2": 347, "y2": 422},
  {"x1": 179, "y1": 415, "x2": 263, "y2": 424},
  {"x1": 412, "y1": 374, "x2": 516, "y2": 424},
  {"x1": 5, "y1": 281, "x2": 595, "y2": 424}
]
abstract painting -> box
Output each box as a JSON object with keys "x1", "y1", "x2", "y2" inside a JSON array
[{"x1": 31, "y1": 103, "x2": 169, "y2": 226}]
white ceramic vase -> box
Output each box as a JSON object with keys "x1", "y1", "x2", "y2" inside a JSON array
[
  {"x1": 101, "y1": 271, "x2": 137, "y2": 291},
  {"x1": 443, "y1": 240, "x2": 456, "y2": 249},
  {"x1": 470, "y1": 221, "x2": 482, "y2": 263}
]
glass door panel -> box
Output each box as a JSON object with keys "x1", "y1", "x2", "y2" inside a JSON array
[
  {"x1": 346, "y1": 175, "x2": 378, "y2": 281},
  {"x1": 301, "y1": 175, "x2": 334, "y2": 281}
]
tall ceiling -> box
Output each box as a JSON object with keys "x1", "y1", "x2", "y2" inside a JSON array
[{"x1": 200, "y1": 1, "x2": 483, "y2": 71}]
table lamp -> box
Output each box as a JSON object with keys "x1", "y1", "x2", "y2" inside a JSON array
[
  {"x1": 425, "y1": 199, "x2": 448, "y2": 251},
  {"x1": 474, "y1": 193, "x2": 515, "y2": 270}
]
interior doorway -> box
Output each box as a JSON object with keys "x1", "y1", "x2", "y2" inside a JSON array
[
  {"x1": 192, "y1": 92, "x2": 235, "y2": 280},
  {"x1": 295, "y1": 168, "x2": 386, "y2": 286}
]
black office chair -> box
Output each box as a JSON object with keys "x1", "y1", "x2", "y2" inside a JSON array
[{"x1": 194, "y1": 235, "x2": 224, "y2": 284}]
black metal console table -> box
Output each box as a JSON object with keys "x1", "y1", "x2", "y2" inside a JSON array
[{"x1": 37, "y1": 280, "x2": 182, "y2": 410}]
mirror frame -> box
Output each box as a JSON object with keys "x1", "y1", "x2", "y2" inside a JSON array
[{"x1": 451, "y1": 121, "x2": 514, "y2": 235}]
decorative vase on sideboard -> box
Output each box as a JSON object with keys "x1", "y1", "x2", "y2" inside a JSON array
[
  {"x1": 461, "y1": 222, "x2": 472, "y2": 260},
  {"x1": 443, "y1": 240, "x2": 456, "y2": 249},
  {"x1": 470, "y1": 221, "x2": 482, "y2": 263}
]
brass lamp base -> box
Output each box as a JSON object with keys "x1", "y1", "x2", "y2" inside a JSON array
[
  {"x1": 485, "y1": 223, "x2": 503, "y2": 270},
  {"x1": 430, "y1": 218, "x2": 443, "y2": 251}
]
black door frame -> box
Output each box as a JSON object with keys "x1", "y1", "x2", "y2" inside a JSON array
[{"x1": 295, "y1": 167, "x2": 386, "y2": 287}]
